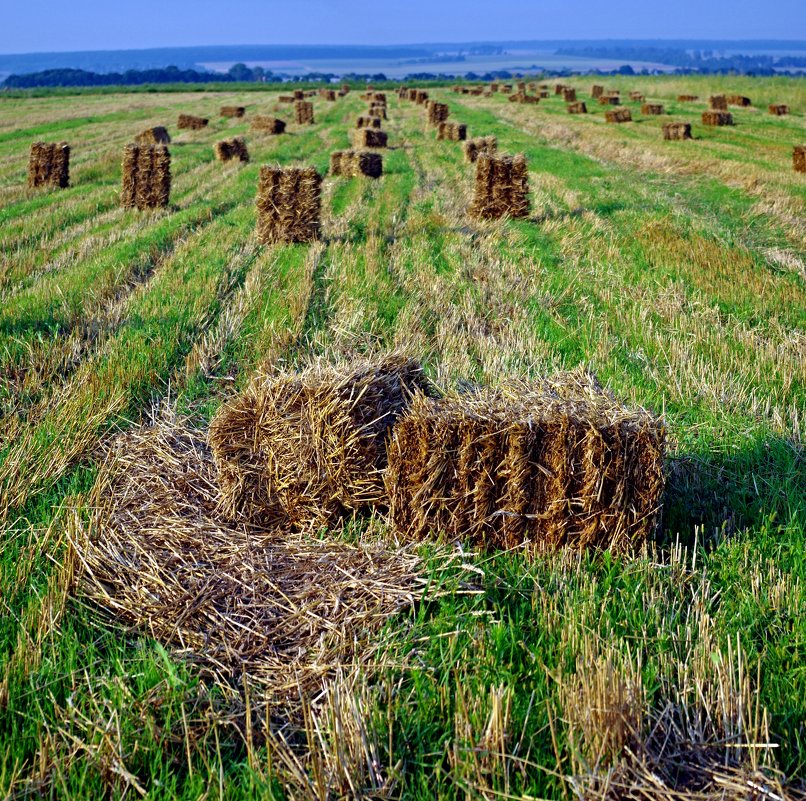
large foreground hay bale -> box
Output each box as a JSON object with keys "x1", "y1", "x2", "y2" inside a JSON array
[
  {"x1": 663, "y1": 122, "x2": 692, "y2": 141},
  {"x1": 605, "y1": 107, "x2": 633, "y2": 123},
  {"x1": 463, "y1": 135, "x2": 497, "y2": 163},
  {"x1": 294, "y1": 100, "x2": 314, "y2": 125},
  {"x1": 355, "y1": 115, "x2": 382, "y2": 129},
  {"x1": 177, "y1": 113, "x2": 209, "y2": 130},
  {"x1": 385, "y1": 372, "x2": 665, "y2": 552},
  {"x1": 567, "y1": 101, "x2": 588, "y2": 114},
  {"x1": 352, "y1": 128, "x2": 388, "y2": 148},
  {"x1": 641, "y1": 103, "x2": 665, "y2": 115},
  {"x1": 329, "y1": 149, "x2": 383, "y2": 178},
  {"x1": 27, "y1": 141, "x2": 70, "y2": 189},
  {"x1": 769, "y1": 104, "x2": 790, "y2": 116},
  {"x1": 255, "y1": 165, "x2": 321, "y2": 244},
  {"x1": 437, "y1": 121, "x2": 467, "y2": 141},
  {"x1": 794, "y1": 146, "x2": 806, "y2": 173},
  {"x1": 469, "y1": 153, "x2": 529, "y2": 220},
  {"x1": 210, "y1": 356, "x2": 429, "y2": 529},
  {"x1": 702, "y1": 110, "x2": 733, "y2": 126},
  {"x1": 214, "y1": 136, "x2": 249, "y2": 163},
  {"x1": 220, "y1": 105, "x2": 245, "y2": 118},
  {"x1": 134, "y1": 126, "x2": 171, "y2": 145},
  {"x1": 427, "y1": 101, "x2": 450, "y2": 126},
  {"x1": 250, "y1": 115, "x2": 286, "y2": 134},
  {"x1": 121, "y1": 143, "x2": 170, "y2": 209}
]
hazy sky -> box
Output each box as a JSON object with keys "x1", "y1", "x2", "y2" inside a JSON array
[{"x1": 2, "y1": 0, "x2": 804, "y2": 54}]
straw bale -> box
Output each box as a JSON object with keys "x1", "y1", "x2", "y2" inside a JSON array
[
  {"x1": 794, "y1": 145, "x2": 806, "y2": 173},
  {"x1": 499, "y1": 84, "x2": 512, "y2": 94},
  {"x1": 567, "y1": 101, "x2": 588, "y2": 114},
  {"x1": 134, "y1": 126, "x2": 170, "y2": 145},
  {"x1": 220, "y1": 105, "x2": 245, "y2": 118},
  {"x1": 599, "y1": 94, "x2": 621, "y2": 105},
  {"x1": 352, "y1": 128, "x2": 388, "y2": 148},
  {"x1": 27, "y1": 141, "x2": 70, "y2": 189},
  {"x1": 663, "y1": 122, "x2": 692, "y2": 141},
  {"x1": 320, "y1": 89, "x2": 337, "y2": 101},
  {"x1": 641, "y1": 103, "x2": 665, "y2": 115},
  {"x1": 278, "y1": 95, "x2": 295, "y2": 103},
  {"x1": 120, "y1": 143, "x2": 170, "y2": 209},
  {"x1": 591, "y1": 85, "x2": 604, "y2": 98},
  {"x1": 708, "y1": 95, "x2": 728, "y2": 111},
  {"x1": 554, "y1": 84, "x2": 566, "y2": 95},
  {"x1": 210, "y1": 356, "x2": 429, "y2": 529},
  {"x1": 769, "y1": 104, "x2": 790, "y2": 116},
  {"x1": 605, "y1": 107, "x2": 633, "y2": 123},
  {"x1": 293, "y1": 89, "x2": 305, "y2": 100},
  {"x1": 177, "y1": 113, "x2": 209, "y2": 130},
  {"x1": 329, "y1": 149, "x2": 383, "y2": 178},
  {"x1": 414, "y1": 90, "x2": 429, "y2": 104},
  {"x1": 727, "y1": 94, "x2": 751, "y2": 106},
  {"x1": 437, "y1": 121, "x2": 467, "y2": 141},
  {"x1": 490, "y1": 82, "x2": 499, "y2": 91},
  {"x1": 355, "y1": 115, "x2": 382, "y2": 129},
  {"x1": 371, "y1": 92, "x2": 387, "y2": 104},
  {"x1": 463, "y1": 135, "x2": 497, "y2": 163},
  {"x1": 469, "y1": 86, "x2": 484, "y2": 96},
  {"x1": 385, "y1": 371, "x2": 665, "y2": 552},
  {"x1": 469, "y1": 153, "x2": 529, "y2": 220},
  {"x1": 517, "y1": 82, "x2": 526, "y2": 91},
  {"x1": 563, "y1": 88, "x2": 577, "y2": 102},
  {"x1": 368, "y1": 104, "x2": 387, "y2": 119},
  {"x1": 341, "y1": 84, "x2": 350, "y2": 93},
  {"x1": 427, "y1": 101, "x2": 450, "y2": 126},
  {"x1": 214, "y1": 136, "x2": 249, "y2": 163},
  {"x1": 677, "y1": 94, "x2": 698, "y2": 101},
  {"x1": 702, "y1": 110, "x2": 733, "y2": 126},
  {"x1": 250, "y1": 115, "x2": 286, "y2": 134},
  {"x1": 294, "y1": 100, "x2": 315, "y2": 125},
  {"x1": 629, "y1": 91, "x2": 645, "y2": 101},
  {"x1": 255, "y1": 165, "x2": 321, "y2": 244}
]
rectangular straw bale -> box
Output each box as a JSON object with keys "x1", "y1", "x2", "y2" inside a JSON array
[
  {"x1": 250, "y1": 116, "x2": 286, "y2": 134},
  {"x1": 255, "y1": 165, "x2": 321, "y2": 244},
  {"x1": 769, "y1": 104, "x2": 790, "y2": 115},
  {"x1": 605, "y1": 107, "x2": 632, "y2": 123},
  {"x1": 793, "y1": 146, "x2": 806, "y2": 173},
  {"x1": 293, "y1": 89, "x2": 305, "y2": 100},
  {"x1": 554, "y1": 84, "x2": 566, "y2": 95},
  {"x1": 341, "y1": 84, "x2": 350, "y2": 93},
  {"x1": 662, "y1": 122, "x2": 692, "y2": 141},
  {"x1": 278, "y1": 95, "x2": 295, "y2": 103},
  {"x1": 499, "y1": 84, "x2": 512, "y2": 94},
  {"x1": 294, "y1": 100, "x2": 314, "y2": 125},
  {"x1": 220, "y1": 106, "x2": 245, "y2": 118},
  {"x1": 27, "y1": 141, "x2": 70, "y2": 189},
  {"x1": 177, "y1": 114, "x2": 209, "y2": 130},
  {"x1": 490, "y1": 82, "x2": 499, "y2": 91},
  {"x1": 352, "y1": 128, "x2": 388, "y2": 148},
  {"x1": 567, "y1": 101, "x2": 587, "y2": 114},
  {"x1": 641, "y1": 103, "x2": 665, "y2": 115},
  {"x1": 599, "y1": 95, "x2": 620, "y2": 105},
  {"x1": 727, "y1": 95, "x2": 751, "y2": 106},
  {"x1": 629, "y1": 91, "x2": 645, "y2": 101},
  {"x1": 355, "y1": 115, "x2": 382, "y2": 129},
  {"x1": 415, "y1": 90, "x2": 429, "y2": 104},
  {"x1": 470, "y1": 86, "x2": 484, "y2": 96},
  {"x1": 120, "y1": 143, "x2": 170, "y2": 209},
  {"x1": 330, "y1": 149, "x2": 383, "y2": 178},
  {"x1": 702, "y1": 110, "x2": 733, "y2": 126},
  {"x1": 134, "y1": 126, "x2": 171, "y2": 145},
  {"x1": 214, "y1": 136, "x2": 249, "y2": 163},
  {"x1": 385, "y1": 372, "x2": 665, "y2": 552},
  {"x1": 463, "y1": 135, "x2": 497, "y2": 163},
  {"x1": 677, "y1": 94, "x2": 698, "y2": 101},
  {"x1": 210, "y1": 356, "x2": 429, "y2": 529},
  {"x1": 469, "y1": 153, "x2": 529, "y2": 220},
  {"x1": 517, "y1": 82, "x2": 526, "y2": 91},
  {"x1": 591, "y1": 84, "x2": 604, "y2": 98},
  {"x1": 427, "y1": 101, "x2": 450, "y2": 126},
  {"x1": 436, "y1": 121, "x2": 467, "y2": 141},
  {"x1": 708, "y1": 95, "x2": 728, "y2": 110},
  {"x1": 371, "y1": 92, "x2": 387, "y2": 104},
  {"x1": 321, "y1": 89, "x2": 337, "y2": 101},
  {"x1": 368, "y1": 104, "x2": 387, "y2": 119},
  {"x1": 562, "y1": 88, "x2": 577, "y2": 102}
]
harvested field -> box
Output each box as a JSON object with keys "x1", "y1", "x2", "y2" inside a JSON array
[
  {"x1": 329, "y1": 148, "x2": 383, "y2": 178},
  {"x1": 663, "y1": 121, "x2": 693, "y2": 140},
  {"x1": 177, "y1": 113, "x2": 209, "y2": 130},
  {"x1": 250, "y1": 115, "x2": 286, "y2": 134},
  {"x1": 254, "y1": 164, "x2": 321, "y2": 244},
  {"x1": 463, "y1": 134, "x2": 497, "y2": 162},
  {"x1": 213, "y1": 136, "x2": 249, "y2": 163},
  {"x1": 606, "y1": 107, "x2": 633, "y2": 123},
  {"x1": 27, "y1": 141, "x2": 70, "y2": 189},
  {"x1": 436, "y1": 121, "x2": 467, "y2": 141},
  {"x1": 120, "y1": 143, "x2": 170, "y2": 209},
  {"x1": 469, "y1": 152, "x2": 530, "y2": 219}
]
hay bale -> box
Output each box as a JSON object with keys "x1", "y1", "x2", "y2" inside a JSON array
[
  {"x1": 319, "y1": 89, "x2": 336, "y2": 101},
  {"x1": 490, "y1": 82, "x2": 499, "y2": 91},
  {"x1": 368, "y1": 104, "x2": 387, "y2": 119},
  {"x1": 511, "y1": 92, "x2": 540, "y2": 104},
  {"x1": 629, "y1": 91, "x2": 645, "y2": 102},
  {"x1": 436, "y1": 121, "x2": 467, "y2": 141},
  {"x1": 293, "y1": 89, "x2": 304, "y2": 100},
  {"x1": 414, "y1": 90, "x2": 429, "y2": 104},
  {"x1": 250, "y1": 116, "x2": 286, "y2": 134},
  {"x1": 341, "y1": 84, "x2": 350, "y2": 93},
  {"x1": 255, "y1": 165, "x2": 321, "y2": 244},
  {"x1": 210, "y1": 356, "x2": 429, "y2": 529},
  {"x1": 499, "y1": 84, "x2": 512, "y2": 94},
  {"x1": 385, "y1": 371, "x2": 665, "y2": 552},
  {"x1": 567, "y1": 101, "x2": 588, "y2": 114},
  {"x1": 371, "y1": 92, "x2": 387, "y2": 104},
  {"x1": 120, "y1": 143, "x2": 171, "y2": 210},
  {"x1": 463, "y1": 135, "x2": 497, "y2": 163},
  {"x1": 177, "y1": 114, "x2": 209, "y2": 130},
  {"x1": 605, "y1": 107, "x2": 632, "y2": 124},
  {"x1": 663, "y1": 122, "x2": 692, "y2": 141},
  {"x1": 469, "y1": 153, "x2": 529, "y2": 220},
  {"x1": 793, "y1": 145, "x2": 806, "y2": 173},
  {"x1": 727, "y1": 95, "x2": 751, "y2": 107},
  {"x1": 677, "y1": 94, "x2": 698, "y2": 102},
  {"x1": 27, "y1": 141, "x2": 70, "y2": 189},
  {"x1": 599, "y1": 95, "x2": 621, "y2": 106},
  {"x1": 708, "y1": 95, "x2": 728, "y2": 111},
  {"x1": 702, "y1": 110, "x2": 733, "y2": 126},
  {"x1": 214, "y1": 136, "x2": 249, "y2": 163},
  {"x1": 469, "y1": 86, "x2": 484, "y2": 96},
  {"x1": 220, "y1": 105, "x2": 245, "y2": 118},
  {"x1": 294, "y1": 100, "x2": 314, "y2": 125},
  {"x1": 427, "y1": 101, "x2": 450, "y2": 126},
  {"x1": 329, "y1": 148, "x2": 383, "y2": 179},
  {"x1": 278, "y1": 95, "x2": 295, "y2": 104},
  {"x1": 769, "y1": 104, "x2": 790, "y2": 116},
  {"x1": 641, "y1": 103, "x2": 665, "y2": 115},
  {"x1": 591, "y1": 84, "x2": 604, "y2": 98},
  {"x1": 134, "y1": 126, "x2": 171, "y2": 145},
  {"x1": 355, "y1": 115, "x2": 382, "y2": 129},
  {"x1": 554, "y1": 83, "x2": 566, "y2": 95},
  {"x1": 563, "y1": 88, "x2": 577, "y2": 102},
  {"x1": 352, "y1": 128, "x2": 388, "y2": 149}
]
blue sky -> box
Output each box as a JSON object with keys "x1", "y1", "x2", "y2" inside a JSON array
[{"x1": 2, "y1": 0, "x2": 804, "y2": 54}]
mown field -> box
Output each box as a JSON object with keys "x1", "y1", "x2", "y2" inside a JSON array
[{"x1": 0, "y1": 75, "x2": 804, "y2": 799}]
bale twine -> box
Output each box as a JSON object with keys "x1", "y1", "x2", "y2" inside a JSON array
[
  {"x1": 469, "y1": 153, "x2": 529, "y2": 220},
  {"x1": 134, "y1": 126, "x2": 171, "y2": 145},
  {"x1": 250, "y1": 116, "x2": 286, "y2": 134},
  {"x1": 702, "y1": 110, "x2": 733, "y2": 126},
  {"x1": 463, "y1": 135, "x2": 497, "y2": 163},
  {"x1": 214, "y1": 136, "x2": 249, "y2": 163},
  {"x1": 663, "y1": 122, "x2": 692, "y2": 141},
  {"x1": 177, "y1": 114, "x2": 209, "y2": 130},
  {"x1": 605, "y1": 107, "x2": 633, "y2": 123},
  {"x1": 255, "y1": 165, "x2": 322, "y2": 244},
  {"x1": 329, "y1": 149, "x2": 383, "y2": 178},
  {"x1": 27, "y1": 141, "x2": 70, "y2": 189},
  {"x1": 120, "y1": 143, "x2": 170, "y2": 209}
]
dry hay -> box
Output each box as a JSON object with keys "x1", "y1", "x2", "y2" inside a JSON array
[
  {"x1": 591, "y1": 84, "x2": 604, "y2": 98},
  {"x1": 355, "y1": 115, "x2": 382, "y2": 129},
  {"x1": 563, "y1": 88, "x2": 577, "y2": 102},
  {"x1": 629, "y1": 90, "x2": 645, "y2": 101},
  {"x1": 436, "y1": 121, "x2": 467, "y2": 141},
  {"x1": 293, "y1": 89, "x2": 305, "y2": 100},
  {"x1": 641, "y1": 103, "x2": 665, "y2": 115},
  {"x1": 255, "y1": 165, "x2": 321, "y2": 245},
  {"x1": 214, "y1": 136, "x2": 249, "y2": 163},
  {"x1": 605, "y1": 107, "x2": 633, "y2": 124},
  {"x1": 794, "y1": 146, "x2": 806, "y2": 173},
  {"x1": 220, "y1": 105, "x2": 245, "y2": 118},
  {"x1": 538, "y1": 89, "x2": 550, "y2": 98},
  {"x1": 469, "y1": 152, "x2": 530, "y2": 220},
  {"x1": 490, "y1": 82, "x2": 499, "y2": 91},
  {"x1": 367, "y1": 104, "x2": 387, "y2": 119},
  {"x1": 414, "y1": 90, "x2": 429, "y2": 104},
  {"x1": 427, "y1": 101, "x2": 450, "y2": 126},
  {"x1": 294, "y1": 100, "x2": 314, "y2": 125},
  {"x1": 134, "y1": 126, "x2": 170, "y2": 145},
  {"x1": 468, "y1": 86, "x2": 483, "y2": 96},
  {"x1": 250, "y1": 115, "x2": 286, "y2": 134},
  {"x1": 769, "y1": 104, "x2": 790, "y2": 116},
  {"x1": 727, "y1": 94, "x2": 752, "y2": 106},
  {"x1": 517, "y1": 81, "x2": 526, "y2": 91},
  {"x1": 499, "y1": 84, "x2": 513, "y2": 94},
  {"x1": 210, "y1": 356, "x2": 429, "y2": 529},
  {"x1": 510, "y1": 92, "x2": 540, "y2": 104},
  {"x1": 554, "y1": 83, "x2": 566, "y2": 95},
  {"x1": 319, "y1": 89, "x2": 337, "y2": 101},
  {"x1": 677, "y1": 94, "x2": 699, "y2": 101},
  {"x1": 177, "y1": 113, "x2": 209, "y2": 130},
  {"x1": 567, "y1": 101, "x2": 588, "y2": 114},
  {"x1": 278, "y1": 95, "x2": 295, "y2": 103},
  {"x1": 341, "y1": 83, "x2": 350, "y2": 93},
  {"x1": 352, "y1": 128, "x2": 388, "y2": 149},
  {"x1": 702, "y1": 110, "x2": 734, "y2": 126},
  {"x1": 329, "y1": 149, "x2": 383, "y2": 178},
  {"x1": 120, "y1": 143, "x2": 170, "y2": 210},
  {"x1": 370, "y1": 92, "x2": 387, "y2": 104},
  {"x1": 73, "y1": 411, "x2": 425, "y2": 704},
  {"x1": 708, "y1": 94, "x2": 728, "y2": 110},
  {"x1": 27, "y1": 141, "x2": 70, "y2": 189},
  {"x1": 663, "y1": 121, "x2": 693, "y2": 141},
  {"x1": 463, "y1": 135, "x2": 497, "y2": 163},
  {"x1": 599, "y1": 94, "x2": 621, "y2": 105},
  {"x1": 385, "y1": 370, "x2": 665, "y2": 552}
]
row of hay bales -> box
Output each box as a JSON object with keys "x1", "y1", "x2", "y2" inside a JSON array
[{"x1": 209, "y1": 355, "x2": 666, "y2": 552}]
